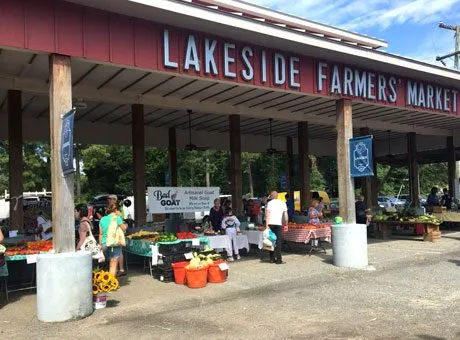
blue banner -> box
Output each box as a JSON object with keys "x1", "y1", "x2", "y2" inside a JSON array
[
  {"x1": 349, "y1": 135, "x2": 374, "y2": 178},
  {"x1": 61, "y1": 109, "x2": 76, "y2": 176}
]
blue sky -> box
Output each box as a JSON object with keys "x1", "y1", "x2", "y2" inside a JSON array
[{"x1": 248, "y1": 0, "x2": 460, "y2": 68}]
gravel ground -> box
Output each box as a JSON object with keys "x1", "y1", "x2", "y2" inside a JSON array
[{"x1": 2, "y1": 232, "x2": 460, "y2": 340}]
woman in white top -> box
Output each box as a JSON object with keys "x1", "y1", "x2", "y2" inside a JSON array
[{"x1": 221, "y1": 208, "x2": 241, "y2": 262}]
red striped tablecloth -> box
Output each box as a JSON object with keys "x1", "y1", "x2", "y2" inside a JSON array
[{"x1": 283, "y1": 226, "x2": 332, "y2": 244}]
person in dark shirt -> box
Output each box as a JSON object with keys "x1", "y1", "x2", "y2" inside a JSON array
[
  {"x1": 426, "y1": 187, "x2": 439, "y2": 206},
  {"x1": 441, "y1": 188, "x2": 453, "y2": 210},
  {"x1": 209, "y1": 198, "x2": 223, "y2": 232},
  {"x1": 355, "y1": 196, "x2": 367, "y2": 225}
]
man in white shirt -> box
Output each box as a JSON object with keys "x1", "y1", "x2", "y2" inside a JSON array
[{"x1": 265, "y1": 191, "x2": 288, "y2": 264}]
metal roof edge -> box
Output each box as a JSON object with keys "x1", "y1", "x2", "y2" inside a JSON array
[{"x1": 197, "y1": 0, "x2": 388, "y2": 48}]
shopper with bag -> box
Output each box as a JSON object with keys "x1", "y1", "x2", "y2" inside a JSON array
[
  {"x1": 265, "y1": 191, "x2": 288, "y2": 264},
  {"x1": 75, "y1": 204, "x2": 92, "y2": 250},
  {"x1": 99, "y1": 202, "x2": 127, "y2": 276},
  {"x1": 76, "y1": 204, "x2": 105, "y2": 262}
]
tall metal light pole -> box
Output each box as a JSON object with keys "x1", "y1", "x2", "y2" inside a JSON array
[
  {"x1": 436, "y1": 22, "x2": 460, "y2": 70},
  {"x1": 436, "y1": 22, "x2": 460, "y2": 200}
]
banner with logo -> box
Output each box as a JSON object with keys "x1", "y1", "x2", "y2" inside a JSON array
[
  {"x1": 60, "y1": 109, "x2": 76, "y2": 176},
  {"x1": 148, "y1": 187, "x2": 220, "y2": 213},
  {"x1": 349, "y1": 135, "x2": 374, "y2": 178}
]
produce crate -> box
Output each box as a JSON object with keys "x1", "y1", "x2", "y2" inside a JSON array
[
  {"x1": 424, "y1": 231, "x2": 441, "y2": 242},
  {"x1": 158, "y1": 252, "x2": 188, "y2": 269},
  {"x1": 199, "y1": 249, "x2": 216, "y2": 256},
  {"x1": 153, "y1": 267, "x2": 174, "y2": 283},
  {"x1": 158, "y1": 242, "x2": 185, "y2": 255}
]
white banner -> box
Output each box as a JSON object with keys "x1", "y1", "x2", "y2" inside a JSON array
[{"x1": 148, "y1": 187, "x2": 220, "y2": 214}]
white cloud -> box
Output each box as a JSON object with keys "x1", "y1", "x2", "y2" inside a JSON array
[
  {"x1": 343, "y1": 0, "x2": 460, "y2": 30},
  {"x1": 404, "y1": 27, "x2": 458, "y2": 67},
  {"x1": 248, "y1": 0, "x2": 460, "y2": 64},
  {"x1": 248, "y1": 0, "x2": 460, "y2": 31}
]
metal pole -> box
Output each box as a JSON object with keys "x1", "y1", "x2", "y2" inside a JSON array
[{"x1": 455, "y1": 26, "x2": 460, "y2": 70}]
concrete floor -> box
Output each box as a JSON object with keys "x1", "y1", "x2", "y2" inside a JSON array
[{"x1": 2, "y1": 232, "x2": 460, "y2": 340}]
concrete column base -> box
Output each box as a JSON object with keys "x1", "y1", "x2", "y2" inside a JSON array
[
  {"x1": 332, "y1": 224, "x2": 368, "y2": 269},
  {"x1": 37, "y1": 252, "x2": 93, "y2": 322}
]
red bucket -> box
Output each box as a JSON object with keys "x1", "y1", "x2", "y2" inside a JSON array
[
  {"x1": 171, "y1": 262, "x2": 189, "y2": 284},
  {"x1": 185, "y1": 265, "x2": 209, "y2": 289},
  {"x1": 415, "y1": 223, "x2": 425, "y2": 236},
  {"x1": 208, "y1": 260, "x2": 228, "y2": 283}
]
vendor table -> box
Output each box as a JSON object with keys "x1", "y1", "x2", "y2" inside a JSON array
[
  {"x1": 125, "y1": 237, "x2": 210, "y2": 257},
  {"x1": 283, "y1": 227, "x2": 332, "y2": 244},
  {"x1": 375, "y1": 221, "x2": 440, "y2": 242},
  {"x1": 283, "y1": 226, "x2": 332, "y2": 255},
  {"x1": 206, "y1": 234, "x2": 250, "y2": 254},
  {"x1": 1, "y1": 253, "x2": 42, "y2": 301},
  {"x1": 432, "y1": 211, "x2": 460, "y2": 222},
  {"x1": 244, "y1": 230, "x2": 264, "y2": 249}
]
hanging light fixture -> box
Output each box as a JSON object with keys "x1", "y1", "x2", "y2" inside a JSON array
[
  {"x1": 186, "y1": 109, "x2": 197, "y2": 151},
  {"x1": 387, "y1": 130, "x2": 393, "y2": 162},
  {"x1": 266, "y1": 118, "x2": 277, "y2": 154}
]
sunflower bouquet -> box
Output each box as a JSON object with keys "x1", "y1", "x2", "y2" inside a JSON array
[{"x1": 92, "y1": 269, "x2": 119, "y2": 295}]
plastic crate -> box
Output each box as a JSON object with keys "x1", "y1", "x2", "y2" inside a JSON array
[
  {"x1": 158, "y1": 242, "x2": 185, "y2": 255},
  {"x1": 153, "y1": 267, "x2": 174, "y2": 283},
  {"x1": 159, "y1": 252, "x2": 188, "y2": 269}
]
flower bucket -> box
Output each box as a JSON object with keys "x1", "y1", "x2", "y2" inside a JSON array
[
  {"x1": 172, "y1": 262, "x2": 189, "y2": 284},
  {"x1": 208, "y1": 260, "x2": 228, "y2": 284},
  {"x1": 185, "y1": 265, "x2": 209, "y2": 289},
  {"x1": 93, "y1": 293, "x2": 108, "y2": 310}
]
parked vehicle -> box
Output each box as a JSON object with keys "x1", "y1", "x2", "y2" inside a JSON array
[{"x1": 378, "y1": 197, "x2": 393, "y2": 208}]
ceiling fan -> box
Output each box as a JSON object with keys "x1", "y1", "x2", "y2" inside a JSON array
[{"x1": 185, "y1": 110, "x2": 208, "y2": 151}]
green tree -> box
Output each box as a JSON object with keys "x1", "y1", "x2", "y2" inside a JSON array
[
  {"x1": 419, "y1": 163, "x2": 448, "y2": 195},
  {"x1": 0, "y1": 141, "x2": 51, "y2": 193}
]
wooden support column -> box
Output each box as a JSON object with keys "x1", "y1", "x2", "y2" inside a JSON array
[
  {"x1": 407, "y1": 132, "x2": 420, "y2": 207},
  {"x1": 168, "y1": 127, "x2": 178, "y2": 187},
  {"x1": 49, "y1": 54, "x2": 74, "y2": 252},
  {"x1": 8, "y1": 90, "x2": 23, "y2": 232},
  {"x1": 298, "y1": 121, "x2": 311, "y2": 212},
  {"x1": 229, "y1": 115, "x2": 243, "y2": 215},
  {"x1": 286, "y1": 136, "x2": 294, "y2": 201},
  {"x1": 359, "y1": 127, "x2": 377, "y2": 209},
  {"x1": 336, "y1": 99, "x2": 355, "y2": 224},
  {"x1": 132, "y1": 104, "x2": 147, "y2": 226},
  {"x1": 447, "y1": 136, "x2": 456, "y2": 199}
]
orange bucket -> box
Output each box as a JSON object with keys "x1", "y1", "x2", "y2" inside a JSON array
[
  {"x1": 208, "y1": 260, "x2": 228, "y2": 283},
  {"x1": 185, "y1": 265, "x2": 209, "y2": 289},
  {"x1": 172, "y1": 262, "x2": 189, "y2": 284}
]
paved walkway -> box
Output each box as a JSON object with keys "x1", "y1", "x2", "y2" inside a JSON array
[{"x1": 2, "y1": 232, "x2": 460, "y2": 339}]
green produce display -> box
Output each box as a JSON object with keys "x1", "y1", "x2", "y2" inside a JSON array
[
  {"x1": 373, "y1": 210, "x2": 440, "y2": 225},
  {"x1": 157, "y1": 233, "x2": 178, "y2": 242}
]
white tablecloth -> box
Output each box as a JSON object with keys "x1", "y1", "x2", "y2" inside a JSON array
[
  {"x1": 206, "y1": 235, "x2": 250, "y2": 252},
  {"x1": 206, "y1": 235, "x2": 231, "y2": 252},
  {"x1": 236, "y1": 234, "x2": 250, "y2": 252},
  {"x1": 245, "y1": 230, "x2": 264, "y2": 249}
]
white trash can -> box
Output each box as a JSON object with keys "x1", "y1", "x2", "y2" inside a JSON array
[
  {"x1": 332, "y1": 224, "x2": 368, "y2": 269},
  {"x1": 37, "y1": 251, "x2": 93, "y2": 322}
]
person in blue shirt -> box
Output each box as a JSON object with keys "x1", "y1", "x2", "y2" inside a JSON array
[
  {"x1": 99, "y1": 202, "x2": 127, "y2": 277},
  {"x1": 285, "y1": 194, "x2": 294, "y2": 221},
  {"x1": 426, "y1": 187, "x2": 439, "y2": 206}
]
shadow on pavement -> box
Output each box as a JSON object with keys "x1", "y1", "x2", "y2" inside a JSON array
[{"x1": 417, "y1": 335, "x2": 446, "y2": 340}]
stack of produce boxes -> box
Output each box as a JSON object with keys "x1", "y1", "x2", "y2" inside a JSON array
[{"x1": 154, "y1": 234, "x2": 193, "y2": 283}]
